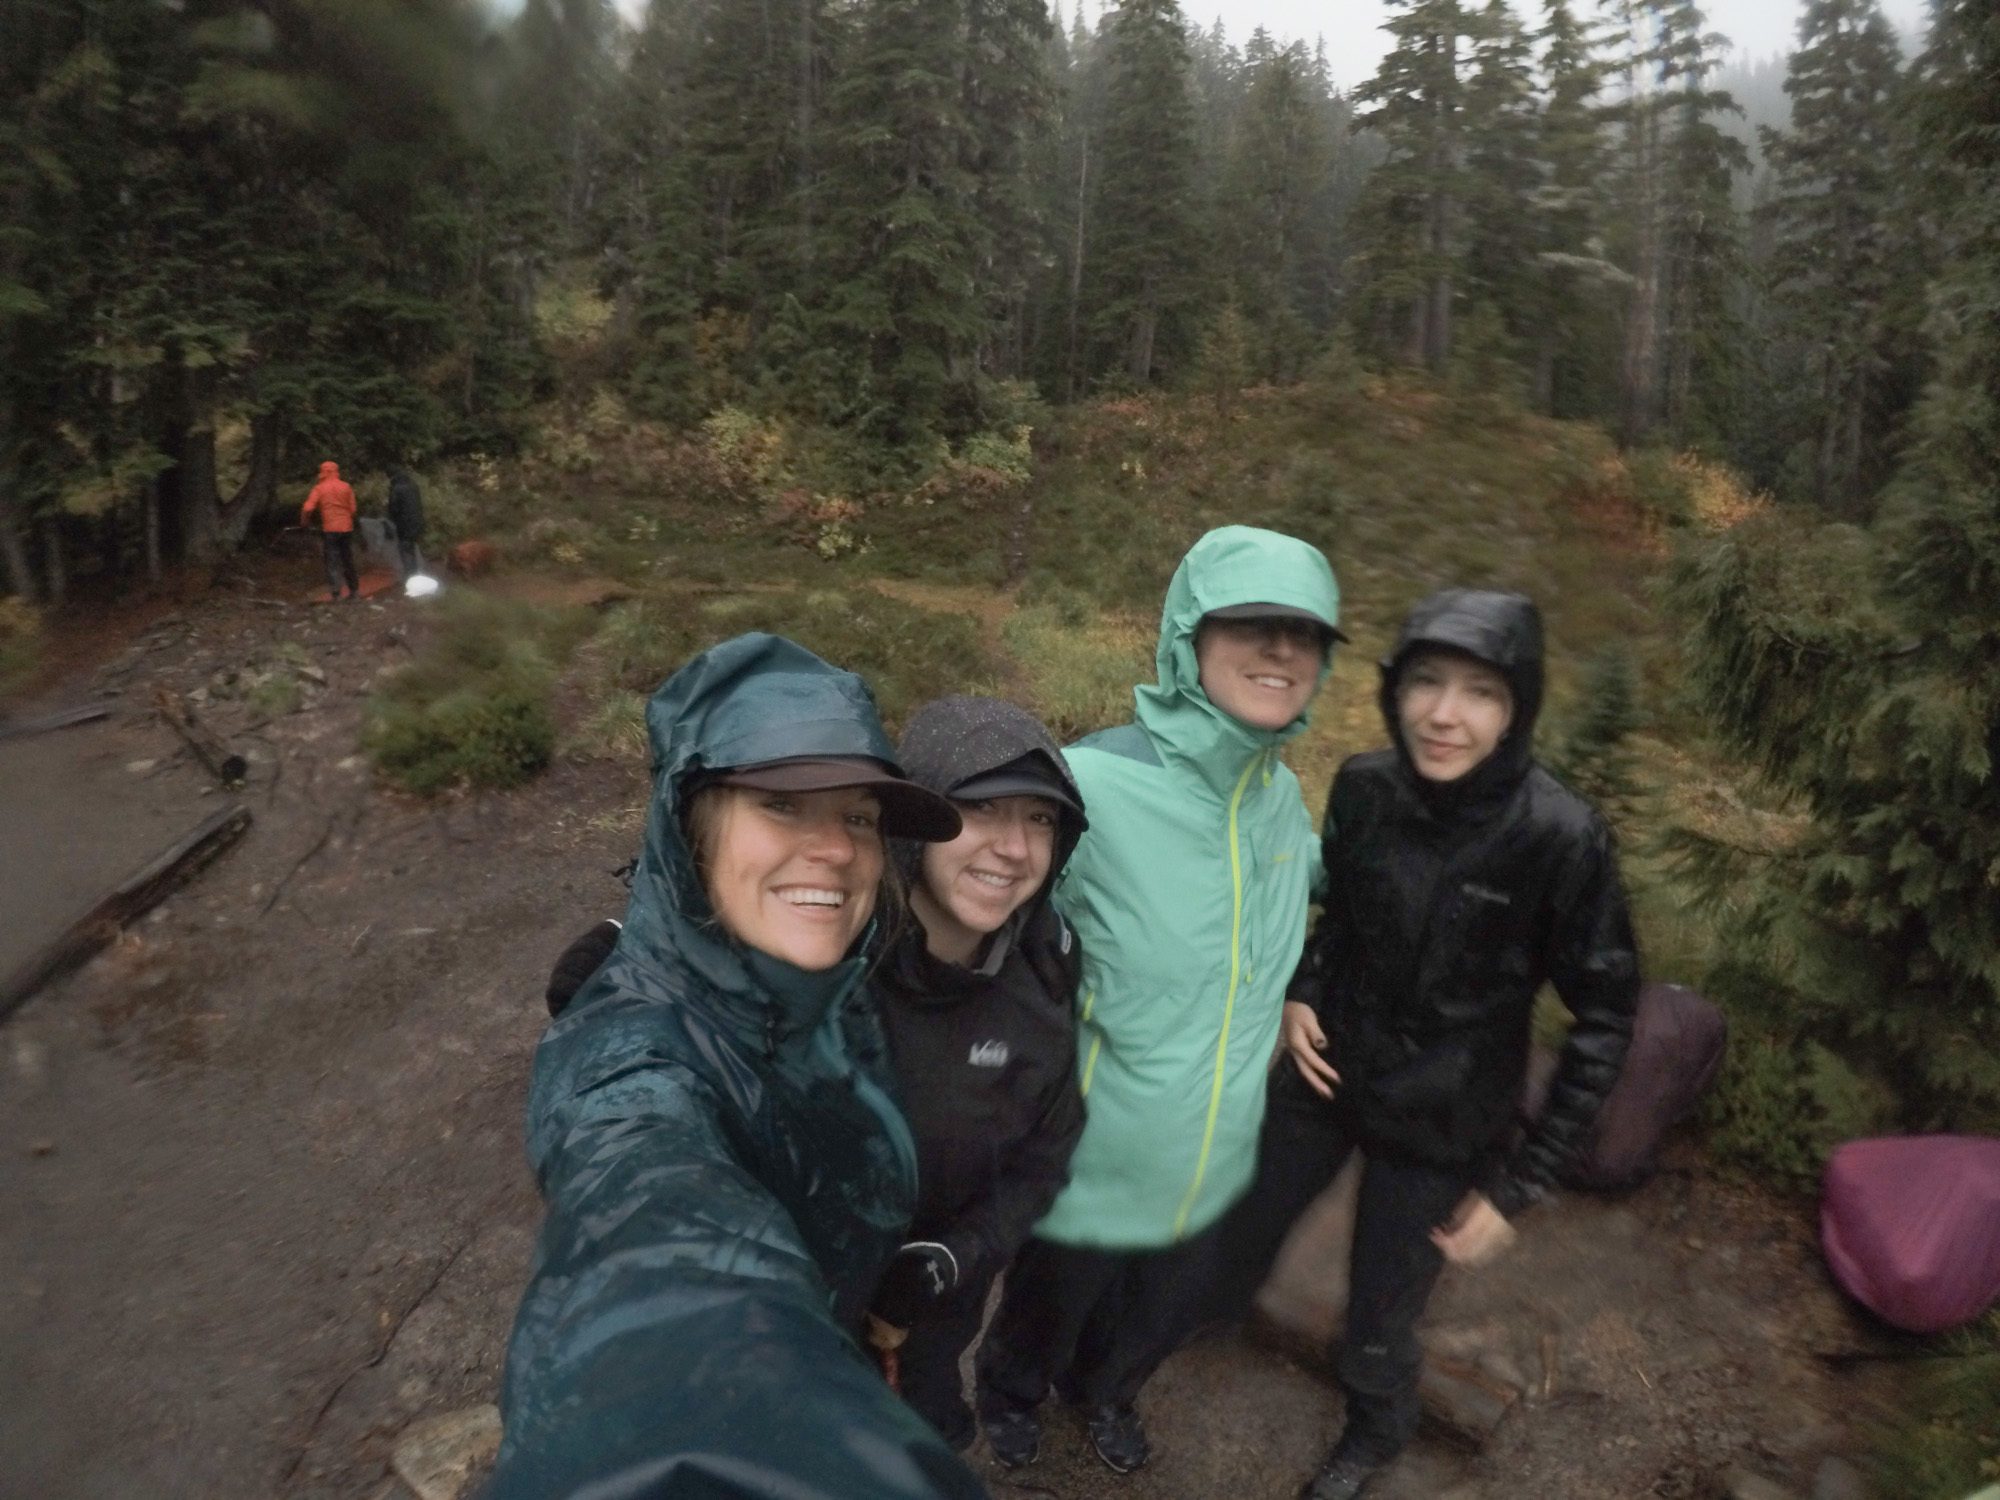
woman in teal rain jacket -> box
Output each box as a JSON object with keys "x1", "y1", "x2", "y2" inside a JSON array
[
  {"x1": 488, "y1": 632, "x2": 987, "y2": 1500},
  {"x1": 976, "y1": 526, "x2": 1345, "y2": 1475}
]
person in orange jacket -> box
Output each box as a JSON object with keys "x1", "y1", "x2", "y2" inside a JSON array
[{"x1": 301, "y1": 460, "x2": 360, "y2": 600}]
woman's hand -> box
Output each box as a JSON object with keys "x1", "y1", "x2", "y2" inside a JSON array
[
  {"x1": 1281, "y1": 1001, "x2": 1341, "y2": 1099},
  {"x1": 1430, "y1": 1191, "x2": 1516, "y2": 1267}
]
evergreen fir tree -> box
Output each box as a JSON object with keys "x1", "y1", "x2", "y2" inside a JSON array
[
  {"x1": 1351, "y1": 0, "x2": 1483, "y2": 370},
  {"x1": 818, "y1": 0, "x2": 984, "y2": 445},
  {"x1": 1526, "y1": 0, "x2": 1623, "y2": 416},
  {"x1": 1757, "y1": 0, "x2": 1905, "y2": 514},
  {"x1": 1088, "y1": 0, "x2": 1202, "y2": 385},
  {"x1": 1222, "y1": 39, "x2": 1329, "y2": 381},
  {"x1": 1459, "y1": 0, "x2": 1542, "y2": 388},
  {"x1": 1668, "y1": 0, "x2": 2000, "y2": 1129}
]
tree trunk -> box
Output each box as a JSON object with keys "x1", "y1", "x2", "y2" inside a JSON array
[
  {"x1": 0, "y1": 488, "x2": 35, "y2": 601},
  {"x1": 41, "y1": 516, "x2": 66, "y2": 605},
  {"x1": 1063, "y1": 135, "x2": 1089, "y2": 403},
  {"x1": 144, "y1": 473, "x2": 162, "y2": 585},
  {"x1": 1618, "y1": 110, "x2": 1661, "y2": 449},
  {"x1": 1126, "y1": 295, "x2": 1157, "y2": 384}
]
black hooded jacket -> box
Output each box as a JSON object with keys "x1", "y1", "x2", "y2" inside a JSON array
[
  {"x1": 876, "y1": 697, "x2": 1089, "y2": 1297},
  {"x1": 386, "y1": 469, "x2": 424, "y2": 540},
  {"x1": 1294, "y1": 590, "x2": 1639, "y2": 1217}
]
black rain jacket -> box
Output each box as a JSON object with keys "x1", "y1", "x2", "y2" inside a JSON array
[
  {"x1": 1294, "y1": 590, "x2": 1640, "y2": 1218},
  {"x1": 489, "y1": 633, "x2": 984, "y2": 1500},
  {"x1": 386, "y1": 469, "x2": 424, "y2": 540},
  {"x1": 876, "y1": 697, "x2": 1088, "y2": 1306}
]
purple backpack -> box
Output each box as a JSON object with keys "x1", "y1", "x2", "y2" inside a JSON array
[
  {"x1": 1521, "y1": 981, "x2": 1728, "y2": 1191},
  {"x1": 1820, "y1": 1135, "x2": 2000, "y2": 1334}
]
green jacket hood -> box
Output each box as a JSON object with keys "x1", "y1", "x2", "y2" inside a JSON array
[
  {"x1": 1134, "y1": 525, "x2": 1342, "y2": 788},
  {"x1": 619, "y1": 632, "x2": 905, "y2": 1050}
]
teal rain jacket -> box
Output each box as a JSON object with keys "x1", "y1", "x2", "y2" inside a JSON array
[
  {"x1": 1037, "y1": 526, "x2": 1341, "y2": 1250},
  {"x1": 489, "y1": 633, "x2": 985, "y2": 1500}
]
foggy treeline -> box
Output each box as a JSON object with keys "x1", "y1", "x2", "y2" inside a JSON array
[{"x1": 0, "y1": 0, "x2": 1980, "y2": 599}]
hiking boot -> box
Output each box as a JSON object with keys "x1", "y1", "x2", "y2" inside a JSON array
[
  {"x1": 1299, "y1": 1453, "x2": 1380, "y2": 1500},
  {"x1": 1084, "y1": 1404, "x2": 1150, "y2": 1475},
  {"x1": 980, "y1": 1405, "x2": 1041, "y2": 1468}
]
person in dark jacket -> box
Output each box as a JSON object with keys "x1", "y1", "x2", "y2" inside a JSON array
[
  {"x1": 488, "y1": 632, "x2": 986, "y2": 1500},
  {"x1": 868, "y1": 696, "x2": 1090, "y2": 1454},
  {"x1": 385, "y1": 467, "x2": 426, "y2": 581},
  {"x1": 1219, "y1": 589, "x2": 1640, "y2": 1500}
]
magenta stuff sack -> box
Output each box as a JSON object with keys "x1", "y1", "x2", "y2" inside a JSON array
[
  {"x1": 1820, "y1": 1135, "x2": 2000, "y2": 1335},
  {"x1": 1519, "y1": 981, "x2": 1728, "y2": 1191}
]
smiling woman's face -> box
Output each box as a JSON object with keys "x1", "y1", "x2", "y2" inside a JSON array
[
  {"x1": 695, "y1": 786, "x2": 884, "y2": 970},
  {"x1": 1395, "y1": 650, "x2": 1515, "y2": 782},
  {"x1": 1195, "y1": 616, "x2": 1327, "y2": 731}
]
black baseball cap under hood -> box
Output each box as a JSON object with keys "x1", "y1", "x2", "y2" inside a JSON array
[
  {"x1": 1379, "y1": 589, "x2": 1545, "y2": 805},
  {"x1": 892, "y1": 696, "x2": 1088, "y2": 903}
]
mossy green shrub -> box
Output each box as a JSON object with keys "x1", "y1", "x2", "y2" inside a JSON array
[
  {"x1": 364, "y1": 593, "x2": 582, "y2": 794},
  {"x1": 582, "y1": 585, "x2": 996, "y2": 741},
  {"x1": 1869, "y1": 1314, "x2": 2000, "y2": 1499},
  {"x1": 1702, "y1": 1025, "x2": 1897, "y2": 1190}
]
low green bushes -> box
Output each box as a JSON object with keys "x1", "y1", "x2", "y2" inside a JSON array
[
  {"x1": 578, "y1": 585, "x2": 996, "y2": 752},
  {"x1": 364, "y1": 592, "x2": 586, "y2": 793}
]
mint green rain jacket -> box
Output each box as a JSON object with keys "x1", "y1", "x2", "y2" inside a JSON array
[{"x1": 1037, "y1": 526, "x2": 1341, "y2": 1250}]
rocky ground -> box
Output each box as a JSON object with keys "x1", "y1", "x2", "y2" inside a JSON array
[{"x1": 0, "y1": 565, "x2": 1907, "y2": 1500}]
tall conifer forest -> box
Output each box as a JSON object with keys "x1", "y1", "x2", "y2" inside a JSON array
[{"x1": 3, "y1": 3, "x2": 1997, "y2": 1148}]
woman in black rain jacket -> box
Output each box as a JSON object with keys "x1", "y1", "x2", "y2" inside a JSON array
[
  {"x1": 867, "y1": 696, "x2": 1090, "y2": 1452},
  {"x1": 1222, "y1": 590, "x2": 1640, "y2": 1500}
]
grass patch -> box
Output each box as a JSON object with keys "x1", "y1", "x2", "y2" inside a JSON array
[
  {"x1": 1869, "y1": 1315, "x2": 2000, "y2": 1498},
  {"x1": 577, "y1": 583, "x2": 999, "y2": 745},
  {"x1": 1001, "y1": 592, "x2": 1153, "y2": 743},
  {"x1": 364, "y1": 591, "x2": 589, "y2": 794}
]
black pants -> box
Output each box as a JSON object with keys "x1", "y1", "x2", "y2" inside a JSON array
[
  {"x1": 320, "y1": 531, "x2": 359, "y2": 597},
  {"x1": 1217, "y1": 1067, "x2": 1478, "y2": 1465},
  {"x1": 897, "y1": 1280, "x2": 992, "y2": 1450},
  {"x1": 395, "y1": 534, "x2": 424, "y2": 581},
  {"x1": 975, "y1": 1219, "x2": 1225, "y2": 1417}
]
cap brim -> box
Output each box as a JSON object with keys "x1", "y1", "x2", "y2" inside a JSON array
[
  {"x1": 1204, "y1": 601, "x2": 1351, "y2": 644},
  {"x1": 947, "y1": 769, "x2": 1087, "y2": 825},
  {"x1": 712, "y1": 757, "x2": 963, "y2": 842}
]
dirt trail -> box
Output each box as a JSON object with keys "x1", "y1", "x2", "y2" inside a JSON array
[{"x1": 0, "y1": 571, "x2": 1903, "y2": 1500}]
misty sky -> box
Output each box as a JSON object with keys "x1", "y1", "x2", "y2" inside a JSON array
[
  {"x1": 603, "y1": 1, "x2": 1935, "y2": 93},
  {"x1": 1158, "y1": 0, "x2": 1934, "y2": 89}
]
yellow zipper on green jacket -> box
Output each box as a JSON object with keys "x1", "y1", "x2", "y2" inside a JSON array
[{"x1": 1169, "y1": 750, "x2": 1263, "y2": 1240}]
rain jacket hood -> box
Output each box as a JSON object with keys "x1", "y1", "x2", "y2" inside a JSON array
[
  {"x1": 1038, "y1": 526, "x2": 1342, "y2": 1248},
  {"x1": 318, "y1": 460, "x2": 340, "y2": 481},
  {"x1": 892, "y1": 695, "x2": 1088, "y2": 975},
  {"x1": 1137, "y1": 524, "x2": 1341, "y2": 796},
  {"x1": 622, "y1": 631, "x2": 909, "y2": 1044},
  {"x1": 1380, "y1": 588, "x2": 1544, "y2": 815},
  {"x1": 490, "y1": 633, "x2": 984, "y2": 1500}
]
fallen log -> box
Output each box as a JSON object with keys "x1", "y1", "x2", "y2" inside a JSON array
[
  {"x1": 0, "y1": 703, "x2": 110, "y2": 742},
  {"x1": 0, "y1": 802, "x2": 252, "y2": 1021},
  {"x1": 153, "y1": 687, "x2": 248, "y2": 786}
]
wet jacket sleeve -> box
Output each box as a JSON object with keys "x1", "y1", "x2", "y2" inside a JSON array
[
  {"x1": 491, "y1": 1005, "x2": 984, "y2": 1500},
  {"x1": 1485, "y1": 820, "x2": 1640, "y2": 1218},
  {"x1": 1288, "y1": 794, "x2": 1348, "y2": 1018},
  {"x1": 941, "y1": 1057, "x2": 1084, "y2": 1289}
]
